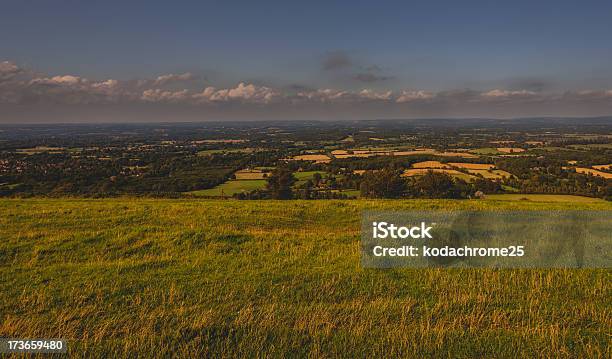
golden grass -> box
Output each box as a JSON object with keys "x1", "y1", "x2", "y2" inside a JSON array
[
  {"x1": 467, "y1": 169, "x2": 513, "y2": 179},
  {"x1": 448, "y1": 163, "x2": 495, "y2": 170},
  {"x1": 234, "y1": 169, "x2": 266, "y2": 180},
  {"x1": 412, "y1": 161, "x2": 451, "y2": 169},
  {"x1": 289, "y1": 154, "x2": 331, "y2": 163},
  {"x1": 575, "y1": 167, "x2": 612, "y2": 179},
  {"x1": 402, "y1": 168, "x2": 468, "y2": 177},
  {"x1": 0, "y1": 199, "x2": 610, "y2": 357},
  {"x1": 592, "y1": 164, "x2": 612, "y2": 171}
]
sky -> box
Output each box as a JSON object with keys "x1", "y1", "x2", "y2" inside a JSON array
[{"x1": 1, "y1": 0, "x2": 612, "y2": 123}]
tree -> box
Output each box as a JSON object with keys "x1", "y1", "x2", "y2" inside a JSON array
[
  {"x1": 266, "y1": 166, "x2": 296, "y2": 199},
  {"x1": 360, "y1": 168, "x2": 405, "y2": 198},
  {"x1": 409, "y1": 171, "x2": 467, "y2": 199}
]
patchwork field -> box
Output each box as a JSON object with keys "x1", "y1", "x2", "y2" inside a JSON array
[{"x1": 0, "y1": 199, "x2": 610, "y2": 357}]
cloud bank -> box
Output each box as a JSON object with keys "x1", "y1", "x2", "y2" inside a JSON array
[{"x1": 1, "y1": 60, "x2": 612, "y2": 122}]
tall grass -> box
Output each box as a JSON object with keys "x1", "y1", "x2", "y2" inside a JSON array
[{"x1": 0, "y1": 199, "x2": 610, "y2": 357}]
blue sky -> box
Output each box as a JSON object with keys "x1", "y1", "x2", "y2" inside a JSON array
[{"x1": 1, "y1": 1, "x2": 612, "y2": 122}]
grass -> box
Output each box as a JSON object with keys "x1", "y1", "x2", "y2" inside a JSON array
[
  {"x1": 293, "y1": 171, "x2": 325, "y2": 181},
  {"x1": 403, "y1": 168, "x2": 476, "y2": 182},
  {"x1": 468, "y1": 169, "x2": 513, "y2": 180},
  {"x1": 188, "y1": 180, "x2": 267, "y2": 196},
  {"x1": 484, "y1": 194, "x2": 605, "y2": 202},
  {"x1": 0, "y1": 198, "x2": 611, "y2": 357}
]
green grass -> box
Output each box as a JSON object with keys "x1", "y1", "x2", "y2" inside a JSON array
[
  {"x1": 293, "y1": 171, "x2": 325, "y2": 180},
  {"x1": 485, "y1": 194, "x2": 605, "y2": 202},
  {"x1": 188, "y1": 180, "x2": 267, "y2": 196},
  {"x1": 0, "y1": 199, "x2": 610, "y2": 357}
]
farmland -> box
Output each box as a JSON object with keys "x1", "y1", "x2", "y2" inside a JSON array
[
  {"x1": 0, "y1": 198, "x2": 610, "y2": 357},
  {"x1": 0, "y1": 119, "x2": 610, "y2": 200},
  {"x1": 188, "y1": 179, "x2": 267, "y2": 197}
]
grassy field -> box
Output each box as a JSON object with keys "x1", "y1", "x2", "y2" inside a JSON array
[
  {"x1": 485, "y1": 194, "x2": 606, "y2": 202},
  {"x1": 0, "y1": 199, "x2": 610, "y2": 357},
  {"x1": 188, "y1": 180, "x2": 267, "y2": 197}
]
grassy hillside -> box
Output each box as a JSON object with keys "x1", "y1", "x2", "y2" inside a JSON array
[{"x1": 0, "y1": 199, "x2": 610, "y2": 357}]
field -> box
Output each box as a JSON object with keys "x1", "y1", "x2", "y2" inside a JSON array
[
  {"x1": 412, "y1": 161, "x2": 450, "y2": 169},
  {"x1": 496, "y1": 147, "x2": 526, "y2": 153},
  {"x1": 574, "y1": 167, "x2": 612, "y2": 179},
  {"x1": 1, "y1": 198, "x2": 609, "y2": 357},
  {"x1": 234, "y1": 169, "x2": 267, "y2": 180},
  {"x1": 469, "y1": 147, "x2": 501, "y2": 155},
  {"x1": 288, "y1": 154, "x2": 331, "y2": 163},
  {"x1": 402, "y1": 168, "x2": 476, "y2": 182},
  {"x1": 467, "y1": 169, "x2": 513, "y2": 180},
  {"x1": 188, "y1": 180, "x2": 267, "y2": 197},
  {"x1": 592, "y1": 164, "x2": 611, "y2": 170},
  {"x1": 448, "y1": 163, "x2": 494, "y2": 170},
  {"x1": 484, "y1": 194, "x2": 606, "y2": 202}
]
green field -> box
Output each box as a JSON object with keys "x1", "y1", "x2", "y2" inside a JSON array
[
  {"x1": 0, "y1": 199, "x2": 610, "y2": 357},
  {"x1": 188, "y1": 179, "x2": 267, "y2": 196},
  {"x1": 293, "y1": 171, "x2": 325, "y2": 181},
  {"x1": 485, "y1": 194, "x2": 605, "y2": 202}
]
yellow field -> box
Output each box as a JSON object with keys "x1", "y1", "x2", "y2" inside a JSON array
[
  {"x1": 402, "y1": 168, "x2": 472, "y2": 177},
  {"x1": 448, "y1": 162, "x2": 494, "y2": 170},
  {"x1": 485, "y1": 194, "x2": 605, "y2": 202},
  {"x1": 412, "y1": 161, "x2": 450, "y2": 168},
  {"x1": 575, "y1": 167, "x2": 612, "y2": 179},
  {"x1": 467, "y1": 169, "x2": 513, "y2": 179},
  {"x1": 592, "y1": 164, "x2": 612, "y2": 170},
  {"x1": 289, "y1": 154, "x2": 331, "y2": 163},
  {"x1": 394, "y1": 150, "x2": 478, "y2": 158},
  {"x1": 234, "y1": 169, "x2": 266, "y2": 180}
]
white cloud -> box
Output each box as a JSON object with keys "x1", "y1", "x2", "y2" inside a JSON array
[
  {"x1": 0, "y1": 61, "x2": 23, "y2": 82},
  {"x1": 141, "y1": 89, "x2": 190, "y2": 103},
  {"x1": 153, "y1": 72, "x2": 195, "y2": 86},
  {"x1": 481, "y1": 89, "x2": 537, "y2": 98},
  {"x1": 1, "y1": 60, "x2": 612, "y2": 115},
  {"x1": 193, "y1": 83, "x2": 281, "y2": 104},
  {"x1": 396, "y1": 90, "x2": 435, "y2": 103}
]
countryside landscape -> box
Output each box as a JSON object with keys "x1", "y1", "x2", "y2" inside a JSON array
[
  {"x1": 1, "y1": 118, "x2": 611, "y2": 200},
  {"x1": 2, "y1": 1, "x2": 612, "y2": 357},
  {"x1": 0, "y1": 119, "x2": 611, "y2": 356}
]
